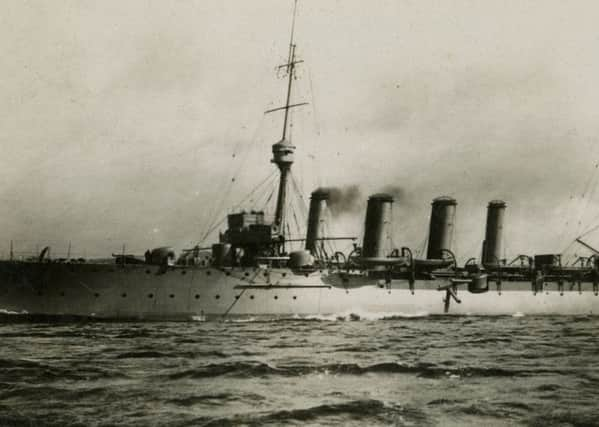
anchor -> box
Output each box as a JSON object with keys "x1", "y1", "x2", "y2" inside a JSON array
[
  {"x1": 438, "y1": 282, "x2": 462, "y2": 313},
  {"x1": 438, "y1": 273, "x2": 487, "y2": 313},
  {"x1": 443, "y1": 286, "x2": 461, "y2": 313}
]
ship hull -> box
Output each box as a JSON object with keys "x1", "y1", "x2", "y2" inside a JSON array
[{"x1": 1, "y1": 260, "x2": 598, "y2": 320}]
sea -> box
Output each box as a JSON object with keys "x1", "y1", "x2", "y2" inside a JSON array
[{"x1": 0, "y1": 314, "x2": 598, "y2": 427}]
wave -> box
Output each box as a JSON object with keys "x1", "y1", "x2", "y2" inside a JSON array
[
  {"x1": 116, "y1": 350, "x2": 228, "y2": 359},
  {"x1": 305, "y1": 310, "x2": 431, "y2": 321},
  {"x1": 168, "y1": 392, "x2": 265, "y2": 407},
  {"x1": 0, "y1": 357, "x2": 126, "y2": 382},
  {"x1": 450, "y1": 402, "x2": 514, "y2": 418},
  {"x1": 218, "y1": 313, "x2": 594, "y2": 323},
  {"x1": 0, "y1": 384, "x2": 110, "y2": 401},
  {"x1": 224, "y1": 317, "x2": 258, "y2": 323},
  {"x1": 116, "y1": 351, "x2": 174, "y2": 359},
  {"x1": 221, "y1": 310, "x2": 432, "y2": 323},
  {"x1": 535, "y1": 384, "x2": 561, "y2": 392},
  {"x1": 191, "y1": 399, "x2": 427, "y2": 426},
  {"x1": 447, "y1": 400, "x2": 536, "y2": 421},
  {"x1": 168, "y1": 393, "x2": 236, "y2": 407},
  {"x1": 427, "y1": 398, "x2": 466, "y2": 406},
  {"x1": 0, "y1": 413, "x2": 65, "y2": 427},
  {"x1": 165, "y1": 360, "x2": 547, "y2": 381},
  {"x1": 528, "y1": 409, "x2": 599, "y2": 427},
  {"x1": 168, "y1": 361, "x2": 280, "y2": 379},
  {"x1": 0, "y1": 308, "x2": 28, "y2": 315}
]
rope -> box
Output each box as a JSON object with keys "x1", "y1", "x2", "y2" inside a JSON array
[
  {"x1": 200, "y1": 115, "x2": 266, "y2": 240},
  {"x1": 307, "y1": 66, "x2": 322, "y2": 188},
  {"x1": 263, "y1": 185, "x2": 277, "y2": 213},
  {"x1": 222, "y1": 288, "x2": 247, "y2": 318},
  {"x1": 292, "y1": 208, "x2": 302, "y2": 241},
  {"x1": 257, "y1": 179, "x2": 278, "y2": 215},
  {"x1": 289, "y1": 171, "x2": 309, "y2": 218},
  {"x1": 229, "y1": 170, "x2": 278, "y2": 212},
  {"x1": 559, "y1": 159, "x2": 599, "y2": 248},
  {"x1": 199, "y1": 170, "x2": 277, "y2": 244}
]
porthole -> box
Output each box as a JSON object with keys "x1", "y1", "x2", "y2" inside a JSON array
[
  {"x1": 293, "y1": 296, "x2": 297, "y2": 300},
  {"x1": 94, "y1": 293, "x2": 100, "y2": 298},
  {"x1": 194, "y1": 294, "x2": 200, "y2": 299},
  {"x1": 244, "y1": 272, "x2": 249, "y2": 277},
  {"x1": 181, "y1": 270, "x2": 187, "y2": 275},
  {"x1": 148, "y1": 293, "x2": 154, "y2": 299},
  {"x1": 274, "y1": 295, "x2": 278, "y2": 300},
  {"x1": 225, "y1": 272, "x2": 230, "y2": 276},
  {"x1": 304, "y1": 273, "x2": 309, "y2": 277},
  {"x1": 215, "y1": 294, "x2": 220, "y2": 299},
  {"x1": 121, "y1": 293, "x2": 127, "y2": 298},
  {"x1": 169, "y1": 294, "x2": 175, "y2": 298},
  {"x1": 206, "y1": 270, "x2": 211, "y2": 276},
  {"x1": 282, "y1": 272, "x2": 287, "y2": 277},
  {"x1": 235, "y1": 295, "x2": 240, "y2": 300},
  {"x1": 250, "y1": 295, "x2": 255, "y2": 300}
]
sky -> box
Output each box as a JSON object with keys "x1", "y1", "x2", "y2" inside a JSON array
[{"x1": 2, "y1": 0, "x2": 599, "y2": 261}]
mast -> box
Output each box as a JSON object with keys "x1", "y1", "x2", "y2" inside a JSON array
[{"x1": 266, "y1": 0, "x2": 308, "y2": 245}]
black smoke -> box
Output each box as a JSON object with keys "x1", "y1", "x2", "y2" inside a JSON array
[
  {"x1": 315, "y1": 184, "x2": 412, "y2": 217},
  {"x1": 379, "y1": 185, "x2": 406, "y2": 203},
  {"x1": 315, "y1": 185, "x2": 363, "y2": 217}
]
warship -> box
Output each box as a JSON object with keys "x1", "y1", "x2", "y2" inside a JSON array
[{"x1": 2, "y1": 2, "x2": 599, "y2": 320}]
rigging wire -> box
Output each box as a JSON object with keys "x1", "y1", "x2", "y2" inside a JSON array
[
  {"x1": 198, "y1": 169, "x2": 277, "y2": 244},
  {"x1": 264, "y1": 185, "x2": 276, "y2": 210},
  {"x1": 306, "y1": 66, "x2": 323, "y2": 189},
  {"x1": 197, "y1": 172, "x2": 278, "y2": 246},
  {"x1": 252, "y1": 174, "x2": 278, "y2": 216},
  {"x1": 416, "y1": 235, "x2": 428, "y2": 259},
  {"x1": 288, "y1": 187, "x2": 302, "y2": 236},
  {"x1": 199, "y1": 114, "x2": 266, "y2": 241},
  {"x1": 558, "y1": 159, "x2": 599, "y2": 251},
  {"x1": 306, "y1": 67, "x2": 321, "y2": 138},
  {"x1": 419, "y1": 215, "x2": 430, "y2": 259},
  {"x1": 230, "y1": 170, "x2": 278, "y2": 213},
  {"x1": 289, "y1": 171, "x2": 309, "y2": 219},
  {"x1": 325, "y1": 210, "x2": 341, "y2": 257},
  {"x1": 561, "y1": 163, "x2": 599, "y2": 254},
  {"x1": 262, "y1": 179, "x2": 280, "y2": 216},
  {"x1": 451, "y1": 207, "x2": 458, "y2": 260},
  {"x1": 289, "y1": 171, "x2": 311, "y2": 251},
  {"x1": 248, "y1": 175, "x2": 278, "y2": 212},
  {"x1": 573, "y1": 163, "x2": 599, "y2": 238},
  {"x1": 579, "y1": 222, "x2": 599, "y2": 240}
]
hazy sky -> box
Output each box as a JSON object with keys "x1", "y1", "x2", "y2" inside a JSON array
[{"x1": 2, "y1": 0, "x2": 599, "y2": 261}]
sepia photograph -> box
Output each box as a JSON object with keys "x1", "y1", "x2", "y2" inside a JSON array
[{"x1": 1, "y1": 0, "x2": 598, "y2": 425}]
